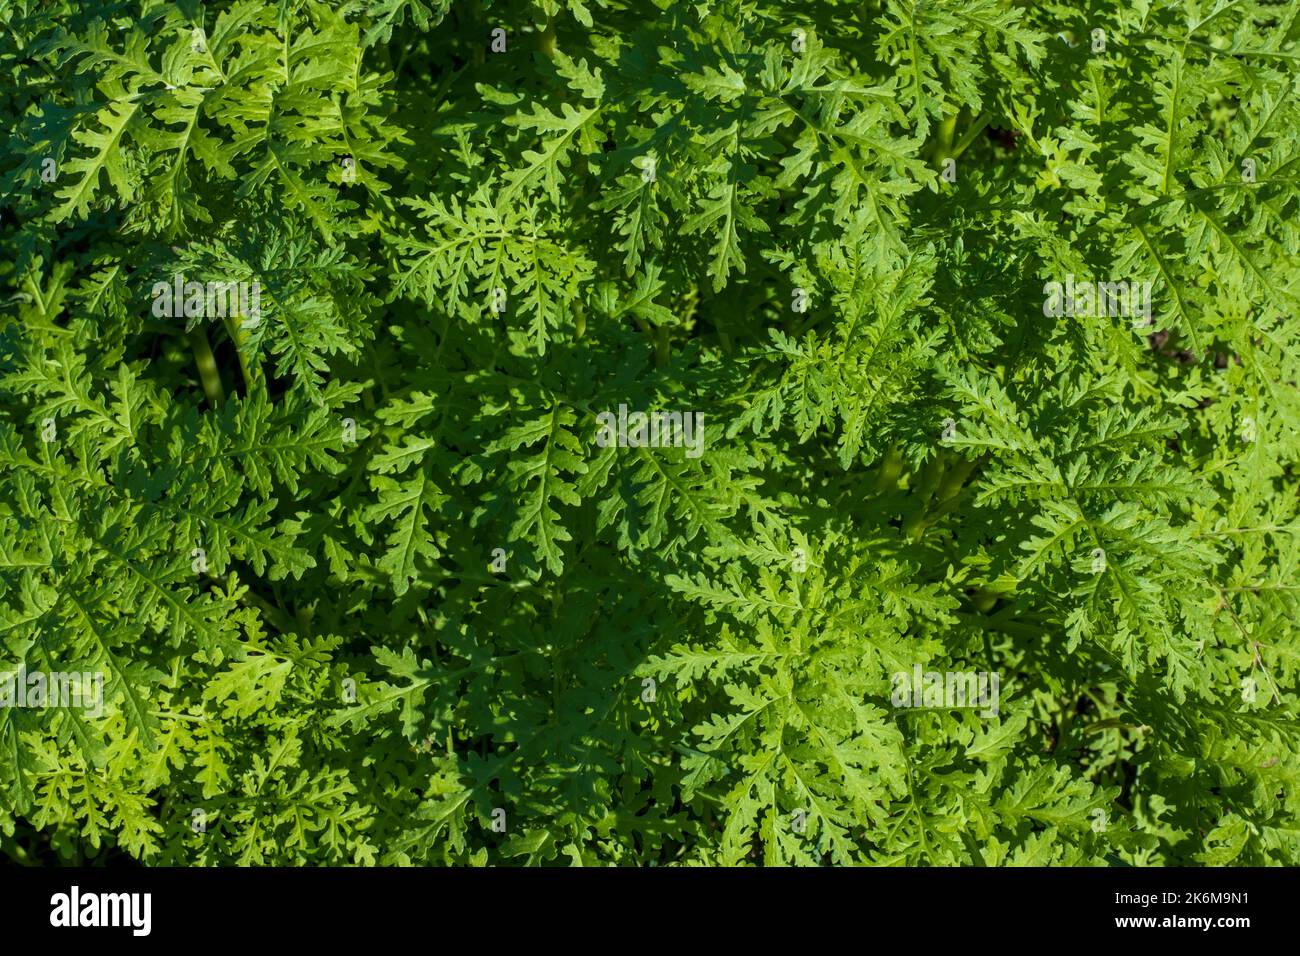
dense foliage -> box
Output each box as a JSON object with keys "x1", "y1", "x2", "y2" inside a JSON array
[{"x1": 0, "y1": 0, "x2": 1297, "y2": 866}]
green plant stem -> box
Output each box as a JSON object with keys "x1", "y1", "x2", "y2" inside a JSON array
[
  {"x1": 908, "y1": 453, "x2": 983, "y2": 539},
  {"x1": 187, "y1": 328, "x2": 225, "y2": 407},
  {"x1": 950, "y1": 112, "x2": 991, "y2": 159},
  {"x1": 935, "y1": 112, "x2": 958, "y2": 159},
  {"x1": 223, "y1": 316, "x2": 258, "y2": 391},
  {"x1": 0, "y1": 834, "x2": 33, "y2": 866},
  {"x1": 874, "y1": 447, "x2": 905, "y2": 493},
  {"x1": 903, "y1": 476, "x2": 942, "y2": 540}
]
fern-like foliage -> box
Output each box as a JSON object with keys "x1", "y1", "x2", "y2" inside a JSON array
[{"x1": 0, "y1": 0, "x2": 1296, "y2": 867}]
